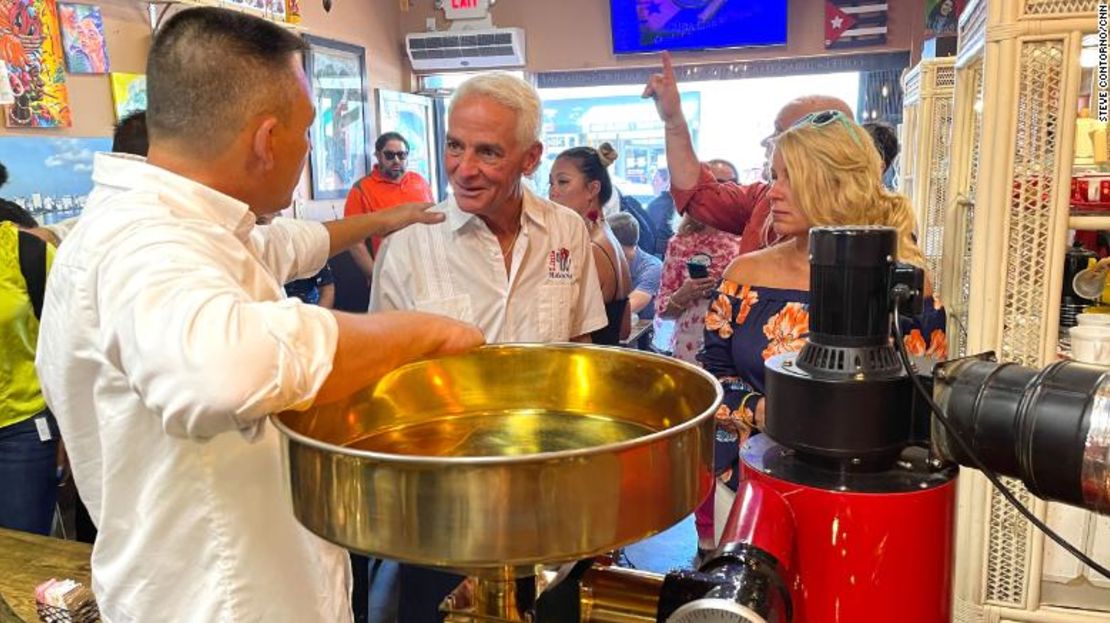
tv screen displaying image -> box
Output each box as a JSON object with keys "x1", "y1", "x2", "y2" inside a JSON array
[{"x1": 610, "y1": 0, "x2": 787, "y2": 54}]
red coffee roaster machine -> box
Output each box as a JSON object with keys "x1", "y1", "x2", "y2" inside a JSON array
[{"x1": 535, "y1": 226, "x2": 1110, "y2": 622}]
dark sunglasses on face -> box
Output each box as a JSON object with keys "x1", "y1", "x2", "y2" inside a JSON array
[{"x1": 382, "y1": 150, "x2": 408, "y2": 161}]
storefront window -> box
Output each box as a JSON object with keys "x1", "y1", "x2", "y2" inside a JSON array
[{"x1": 535, "y1": 72, "x2": 860, "y2": 203}]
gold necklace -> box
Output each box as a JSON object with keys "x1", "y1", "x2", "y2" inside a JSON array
[{"x1": 501, "y1": 225, "x2": 523, "y2": 257}]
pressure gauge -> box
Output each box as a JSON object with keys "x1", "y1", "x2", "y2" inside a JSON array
[{"x1": 666, "y1": 598, "x2": 767, "y2": 623}]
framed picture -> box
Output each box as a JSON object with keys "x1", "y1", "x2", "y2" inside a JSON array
[
  {"x1": 1, "y1": 0, "x2": 72, "y2": 128},
  {"x1": 58, "y1": 3, "x2": 110, "y2": 74},
  {"x1": 0, "y1": 136, "x2": 112, "y2": 224},
  {"x1": 377, "y1": 89, "x2": 437, "y2": 199},
  {"x1": 109, "y1": 72, "x2": 146, "y2": 121},
  {"x1": 304, "y1": 35, "x2": 370, "y2": 200},
  {"x1": 224, "y1": 0, "x2": 287, "y2": 22}
]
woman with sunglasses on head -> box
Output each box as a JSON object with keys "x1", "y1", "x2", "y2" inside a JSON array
[
  {"x1": 696, "y1": 110, "x2": 948, "y2": 556},
  {"x1": 549, "y1": 143, "x2": 633, "y2": 344}
]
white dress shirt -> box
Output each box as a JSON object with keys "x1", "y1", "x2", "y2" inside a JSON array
[
  {"x1": 35, "y1": 153, "x2": 352, "y2": 623},
  {"x1": 370, "y1": 189, "x2": 607, "y2": 342}
]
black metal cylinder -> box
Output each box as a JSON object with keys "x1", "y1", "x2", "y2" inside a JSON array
[
  {"x1": 808, "y1": 227, "x2": 897, "y2": 348},
  {"x1": 938, "y1": 359, "x2": 1110, "y2": 509}
]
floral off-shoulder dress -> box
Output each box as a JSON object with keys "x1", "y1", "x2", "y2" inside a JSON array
[{"x1": 699, "y1": 279, "x2": 948, "y2": 490}]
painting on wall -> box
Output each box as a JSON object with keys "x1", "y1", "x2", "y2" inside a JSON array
[
  {"x1": 225, "y1": 0, "x2": 286, "y2": 21},
  {"x1": 109, "y1": 72, "x2": 145, "y2": 120},
  {"x1": 0, "y1": 136, "x2": 111, "y2": 224},
  {"x1": 378, "y1": 89, "x2": 436, "y2": 197},
  {"x1": 925, "y1": 0, "x2": 963, "y2": 35},
  {"x1": 304, "y1": 35, "x2": 370, "y2": 200},
  {"x1": 58, "y1": 3, "x2": 109, "y2": 74},
  {"x1": 0, "y1": 0, "x2": 72, "y2": 128}
]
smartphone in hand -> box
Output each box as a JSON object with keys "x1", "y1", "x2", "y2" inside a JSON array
[{"x1": 686, "y1": 260, "x2": 710, "y2": 279}]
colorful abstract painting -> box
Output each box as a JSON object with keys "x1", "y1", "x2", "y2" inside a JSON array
[
  {"x1": 109, "y1": 71, "x2": 145, "y2": 120},
  {"x1": 0, "y1": 136, "x2": 110, "y2": 224},
  {"x1": 58, "y1": 3, "x2": 108, "y2": 74},
  {"x1": 0, "y1": 0, "x2": 72, "y2": 128}
]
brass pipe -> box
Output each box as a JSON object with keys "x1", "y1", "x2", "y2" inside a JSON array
[
  {"x1": 579, "y1": 565, "x2": 663, "y2": 623},
  {"x1": 473, "y1": 577, "x2": 520, "y2": 621}
]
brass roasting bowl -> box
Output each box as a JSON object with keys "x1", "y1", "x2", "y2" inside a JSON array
[{"x1": 273, "y1": 344, "x2": 721, "y2": 577}]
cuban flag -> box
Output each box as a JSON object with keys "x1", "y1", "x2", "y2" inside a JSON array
[
  {"x1": 636, "y1": 0, "x2": 682, "y2": 32},
  {"x1": 825, "y1": 1, "x2": 888, "y2": 49}
]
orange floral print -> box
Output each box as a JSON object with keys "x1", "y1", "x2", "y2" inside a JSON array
[
  {"x1": 926, "y1": 329, "x2": 948, "y2": 360},
  {"x1": 762, "y1": 303, "x2": 810, "y2": 359},
  {"x1": 904, "y1": 329, "x2": 927, "y2": 356},
  {"x1": 706, "y1": 294, "x2": 734, "y2": 339},
  {"x1": 735, "y1": 285, "x2": 759, "y2": 326},
  {"x1": 706, "y1": 280, "x2": 740, "y2": 339},
  {"x1": 714, "y1": 403, "x2": 738, "y2": 434}
]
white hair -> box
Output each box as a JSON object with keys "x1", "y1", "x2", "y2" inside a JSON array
[{"x1": 450, "y1": 72, "x2": 541, "y2": 146}]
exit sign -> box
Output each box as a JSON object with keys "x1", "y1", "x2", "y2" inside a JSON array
[{"x1": 442, "y1": 0, "x2": 489, "y2": 20}]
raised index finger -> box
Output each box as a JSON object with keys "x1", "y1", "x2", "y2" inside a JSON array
[{"x1": 661, "y1": 50, "x2": 675, "y2": 80}]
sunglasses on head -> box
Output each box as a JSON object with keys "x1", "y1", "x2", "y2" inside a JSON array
[
  {"x1": 382, "y1": 150, "x2": 408, "y2": 161},
  {"x1": 789, "y1": 110, "x2": 863, "y2": 146}
]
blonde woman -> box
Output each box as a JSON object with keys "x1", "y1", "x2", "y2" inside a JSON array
[{"x1": 697, "y1": 110, "x2": 947, "y2": 553}]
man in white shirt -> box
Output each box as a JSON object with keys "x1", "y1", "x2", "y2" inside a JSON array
[
  {"x1": 33, "y1": 8, "x2": 483, "y2": 623},
  {"x1": 371, "y1": 73, "x2": 607, "y2": 343},
  {"x1": 369, "y1": 72, "x2": 607, "y2": 622}
]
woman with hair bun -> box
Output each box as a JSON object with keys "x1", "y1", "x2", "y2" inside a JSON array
[
  {"x1": 549, "y1": 142, "x2": 632, "y2": 344},
  {"x1": 698, "y1": 110, "x2": 947, "y2": 557}
]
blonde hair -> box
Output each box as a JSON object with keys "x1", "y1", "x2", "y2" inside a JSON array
[
  {"x1": 450, "y1": 72, "x2": 541, "y2": 147},
  {"x1": 773, "y1": 115, "x2": 924, "y2": 267}
]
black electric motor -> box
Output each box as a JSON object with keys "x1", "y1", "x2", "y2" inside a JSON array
[{"x1": 764, "y1": 227, "x2": 925, "y2": 468}]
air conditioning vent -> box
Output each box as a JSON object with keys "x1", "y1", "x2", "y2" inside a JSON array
[{"x1": 405, "y1": 27, "x2": 525, "y2": 71}]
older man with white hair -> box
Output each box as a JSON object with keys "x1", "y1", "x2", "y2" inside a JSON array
[
  {"x1": 371, "y1": 72, "x2": 605, "y2": 343},
  {"x1": 370, "y1": 72, "x2": 607, "y2": 621}
]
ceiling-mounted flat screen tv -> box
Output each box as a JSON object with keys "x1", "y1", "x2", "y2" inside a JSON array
[{"x1": 610, "y1": 0, "x2": 788, "y2": 54}]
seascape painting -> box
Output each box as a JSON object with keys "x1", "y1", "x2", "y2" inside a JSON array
[{"x1": 0, "y1": 136, "x2": 111, "y2": 224}]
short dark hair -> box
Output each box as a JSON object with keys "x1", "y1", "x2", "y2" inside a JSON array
[
  {"x1": 0, "y1": 200, "x2": 37, "y2": 228},
  {"x1": 863, "y1": 122, "x2": 900, "y2": 172},
  {"x1": 375, "y1": 132, "x2": 409, "y2": 153},
  {"x1": 555, "y1": 146, "x2": 614, "y2": 206},
  {"x1": 113, "y1": 111, "x2": 149, "y2": 156},
  {"x1": 146, "y1": 7, "x2": 307, "y2": 156},
  {"x1": 606, "y1": 212, "x2": 639, "y2": 247},
  {"x1": 0, "y1": 163, "x2": 8, "y2": 188}
]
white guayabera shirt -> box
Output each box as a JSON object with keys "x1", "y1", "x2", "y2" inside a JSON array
[
  {"x1": 371, "y1": 188, "x2": 607, "y2": 343},
  {"x1": 35, "y1": 153, "x2": 352, "y2": 623}
]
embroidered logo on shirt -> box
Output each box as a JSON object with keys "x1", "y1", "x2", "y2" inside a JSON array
[{"x1": 548, "y1": 248, "x2": 572, "y2": 280}]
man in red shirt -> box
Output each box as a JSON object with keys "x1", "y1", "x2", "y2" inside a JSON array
[
  {"x1": 343, "y1": 132, "x2": 434, "y2": 278},
  {"x1": 643, "y1": 52, "x2": 852, "y2": 254}
]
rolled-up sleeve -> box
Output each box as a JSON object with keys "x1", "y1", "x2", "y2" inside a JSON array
[
  {"x1": 670, "y1": 164, "x2": 764, "y2": 237},
  {"x1": 252, "y1": 217, "x2": 330, "y2": 283},
  {"x1": 98, "y1": 225, "x2": 338, "y2": 440}
]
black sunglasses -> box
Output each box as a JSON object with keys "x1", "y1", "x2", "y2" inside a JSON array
[{"x1": 381, "y1": 150, "x2": 408, "y2": 161}]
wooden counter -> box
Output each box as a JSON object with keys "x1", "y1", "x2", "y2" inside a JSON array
[{"x1": 0, "y1": 528, "x2": 92, "y2": 623}]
